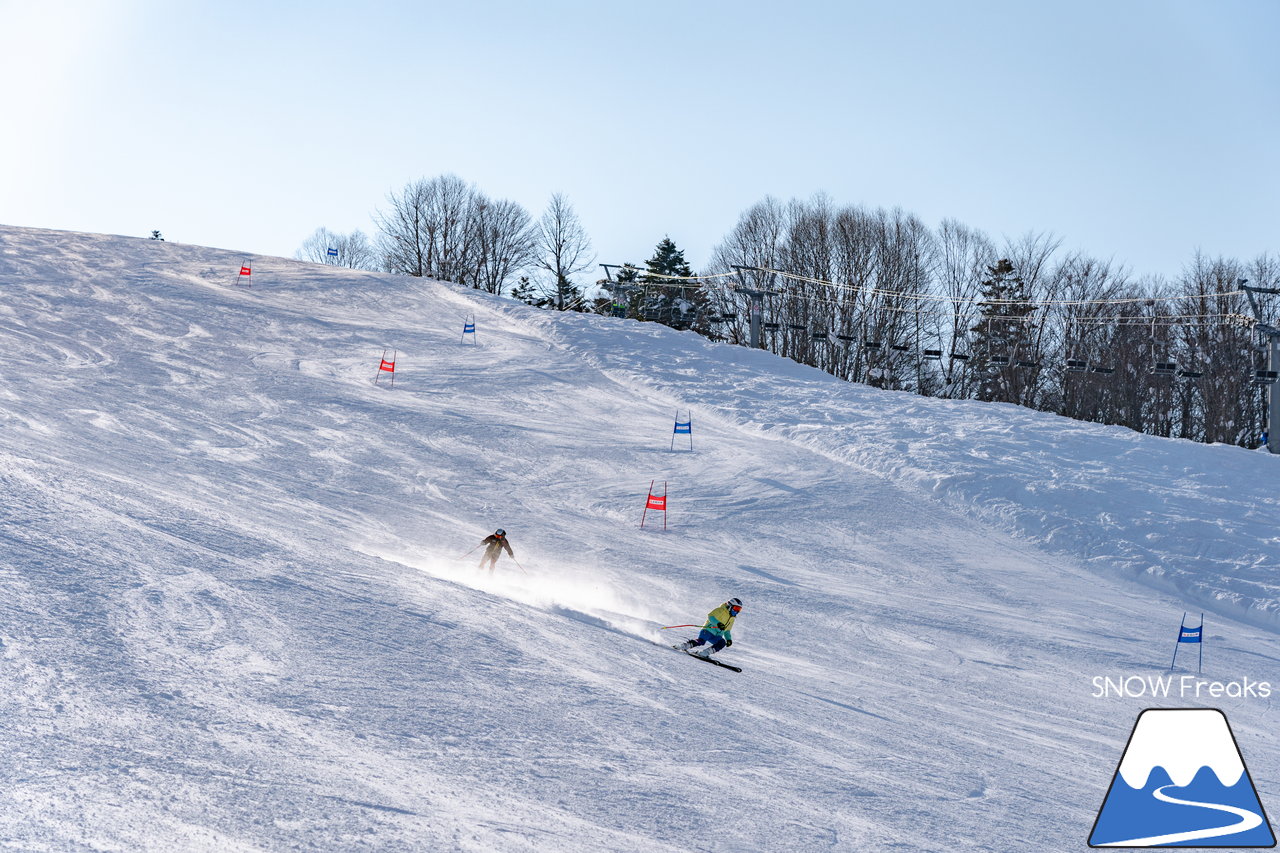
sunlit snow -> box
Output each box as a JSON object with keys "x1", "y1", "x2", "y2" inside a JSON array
[{"x1": 1, "y1": 226, "x2": 1277, "y2": 851}]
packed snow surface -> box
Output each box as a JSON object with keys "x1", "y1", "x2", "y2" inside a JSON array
[{"x1": 0, "y1": 225, "x2": 1277, "y2": 851}]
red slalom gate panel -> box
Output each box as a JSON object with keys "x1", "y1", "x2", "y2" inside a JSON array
[
  {"x1": 641, "y1": 480, "x2": 668, "y2": 530},
  {"x1": 375, "y1": 349, "x2": 397, "y2": 386}
]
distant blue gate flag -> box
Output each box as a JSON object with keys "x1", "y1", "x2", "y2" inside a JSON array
[
  {"x1": 670, "y1": 410, "x2": 692, "y2": 451},
  {"x1": 326, "y1": 247, "x2": 338, "y2": 259},
  {"x1": 461, "y1": 315, "x2": 477, "y2": 344},
  {"x1": 1169, "y1": 611, "x2": 1203, "y2": 674}
]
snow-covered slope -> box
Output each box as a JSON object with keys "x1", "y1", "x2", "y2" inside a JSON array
[{"x1": 1, "y1": 225, "x2": 1276, "y2": 851}]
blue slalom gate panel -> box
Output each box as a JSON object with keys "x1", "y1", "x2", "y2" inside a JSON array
[{"x1": 670, "y1": 411, "x2": 692, "y2": 451}]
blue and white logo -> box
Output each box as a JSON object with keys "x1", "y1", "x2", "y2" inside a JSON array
[{"x1": 1090, "y1": 708, "x2": 1275, "y2": 847}]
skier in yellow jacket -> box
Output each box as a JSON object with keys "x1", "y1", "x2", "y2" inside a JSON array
[{"x1": 677, "y1": 598, "x2": 742, "y2": 658}]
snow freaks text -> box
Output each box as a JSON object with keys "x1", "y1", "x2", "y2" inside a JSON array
[{"x1": 1091, "y1": 675, "x2": 1273, "y2": 700}]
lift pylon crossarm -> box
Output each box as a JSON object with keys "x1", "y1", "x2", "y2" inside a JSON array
[
  {"x1": 1241, "y1": 283, "x2": 1279, "y2": 328},
  {"x1": 599, "y1": 263, "x2": 629, "y2": 281}
]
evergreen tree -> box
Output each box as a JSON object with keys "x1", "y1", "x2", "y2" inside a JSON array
[
  {"x1": 510, "y1": 275, "x2": 550, "y2": 308},
  {"x1": 554, "y1": 273, "x2": 584, "y2": 311},
  {"x1": 638, "y1": 237, "x2": 706, "y2": 330},
  {"x1": 150, "y1": 230, "x2": 164, "y2": 241},
  {"x1": 969, "y1": 258, "x2": 1038, "y2": 402}
]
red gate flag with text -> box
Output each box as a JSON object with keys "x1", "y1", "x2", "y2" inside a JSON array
[
  {"x1": 375, "y1": 348, "x2": 398, "y2": 386},
  {"x1": 641, "y1": 480, "x2": 668, "y2": 530}
]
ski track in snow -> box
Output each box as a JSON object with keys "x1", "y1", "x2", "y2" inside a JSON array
[{"x1": 0, "y1": 225, "x2": 1277, "y2": 851}]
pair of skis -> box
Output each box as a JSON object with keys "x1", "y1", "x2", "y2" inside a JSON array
[{"x1": 672, "y1": 644, "x2": 741, "y2": 673}]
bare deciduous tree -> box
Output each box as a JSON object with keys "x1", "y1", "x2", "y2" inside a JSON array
[
  {"x1": 375, "y1": 174, "x2": 478, "y2": 283},
  {"x1": 375, "y1": 174, "x2": 537, "y2": 293},
  {"x1": 428, "y1": 174, "x2": 480, "y2": 285},
  {"x1": 471, "y1": 198, "x2": 538, "y2": 296},
  {"x1": 936, "y1": 219, "x2": 995, "y2": 397},
  {"x1": 376, "y1": 179, "x2": 434, "y2": 277},
  {"x1": 706, "y1": 196, "x2": 788, "y2": 345},
  {"x1": 1176, "y1": 253, "x2": 1256, "y2": 444},
  {"x1": 703, "y1": 193, "x2": 1271, "y2": 447},
  {"x1": 537, "y1": 193, "x2": 594, "y2": 310},
  {"x1": 296, "y1": 227, "x2": 378, "y2": 270}
]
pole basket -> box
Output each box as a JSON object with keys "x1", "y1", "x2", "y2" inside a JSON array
[{"x1": 641, "y1": 479, "x2": 668, "y2": 530}]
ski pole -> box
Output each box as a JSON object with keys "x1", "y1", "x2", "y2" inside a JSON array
[
  {"x1": 511, "y1": 558, "x2": 530, "y2": 575},
  {"x1": 660, "y1": 624, "x2": 699, "y2": 630},
  {"x1": 459, "y1": 544, "x2": 483, "y2": 559}
]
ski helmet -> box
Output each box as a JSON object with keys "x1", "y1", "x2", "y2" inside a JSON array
[
  {"x1": 727, "y1": 597, "x2": 742, "y2": 610},
  {"x1": 494, "y1": 529, "x2": 505, "y2": 537}
]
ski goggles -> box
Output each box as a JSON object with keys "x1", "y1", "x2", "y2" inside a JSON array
[{"x1": 729, "y1": 604, "x2": 742, "y2": 614}]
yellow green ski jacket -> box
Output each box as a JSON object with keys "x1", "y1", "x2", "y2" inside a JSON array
[{"x1": 702, "y1": 604, "x2": 736, "y2": 642}]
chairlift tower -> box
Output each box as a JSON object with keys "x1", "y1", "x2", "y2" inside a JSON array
[
  {"x1": 1242, "y1": 281, "x2": 1280, "y2": 454},
  {"x1": 730, "y1": 265, "x2": 780, "y2": 349}
]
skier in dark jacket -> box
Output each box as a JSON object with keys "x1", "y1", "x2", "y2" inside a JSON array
[{"x1": 478, "y1": 529, "x2": 514, "y2": 572}]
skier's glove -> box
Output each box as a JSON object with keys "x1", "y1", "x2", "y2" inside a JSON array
[
  {"x1": 716, "y1": 622, "x2": 726, "y2": 630},
  {"x1": 725, "y1": 639, "x2": 732, "y2": 648}
]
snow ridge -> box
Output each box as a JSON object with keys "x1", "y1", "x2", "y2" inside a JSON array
[{"x1": 516, "y1": 307, "x2": 1280, "y2": 634}]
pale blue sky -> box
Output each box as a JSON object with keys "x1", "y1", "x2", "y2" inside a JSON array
[{"x1": 2, "y1": 0, "x2": 1276, "y2": 279}]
